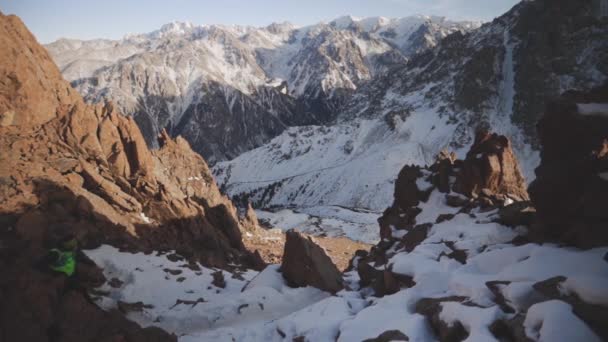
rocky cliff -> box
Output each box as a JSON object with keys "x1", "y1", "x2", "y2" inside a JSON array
[
  {"x1": 0, "y1": 12, "x2": 260, "y2": 341},
  {"x1": 529, "y1": 84, "x2": 608, "y2": 248}
]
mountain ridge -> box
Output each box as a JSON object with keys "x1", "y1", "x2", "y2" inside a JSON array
[
  {"x1": 214, "y1": 0, "x2": 608, "y2": 211},
  {"x1": 46, "y1": 15, "x2": 478, "y2": 163}
]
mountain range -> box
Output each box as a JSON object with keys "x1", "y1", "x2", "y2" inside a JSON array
[
  {"x1": 47, "y1": 0, "x2": 608, "y2": 212},
  {"x1": 46, "y1": 15, "x2": 478, "y2": 163}
]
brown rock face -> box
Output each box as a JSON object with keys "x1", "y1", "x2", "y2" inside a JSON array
[
  {"x1": 0, "y1": 14, "x2": 81, "y2": 127},
  {"x1": 0, "y1": 11, "x2": 254, "y2": 268},
  {"x1": 528, "y1": 85, "x2": 608, "y2": 248},
  {"x1": 455, "y1": 130, "x2": 529, "y2": 201},
  {"x1": 280, "y1": 229, "x2": 343, "y2": 293},
  {"x1": 0, "y1": 12, "x2": 256, "y2": 341}
]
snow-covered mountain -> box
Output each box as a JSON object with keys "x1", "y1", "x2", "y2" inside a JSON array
[
  {"x1": 214, "y1": 0, "x2": 608, "y2": 211},
  {"x1": 47, "y1": 0, "x2": 608, "y2": 213},
  {"x1": 46, "y1": 16, "x2": 478, "y2": 163}
]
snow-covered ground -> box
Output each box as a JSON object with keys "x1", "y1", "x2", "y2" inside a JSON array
[
  {"x1": 85, "y1": 246, "x2": 334, "y2": 341},
  {"x1": 85, "y1": 187, "x2": 607, "y2": 341},
  {"x1": 256, "y1": 205, "x2": 380, "y2": 244}
]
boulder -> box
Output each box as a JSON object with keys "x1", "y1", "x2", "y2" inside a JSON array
[{"x1": 281, "y1": 229, "x2": 343, "y2": 293}]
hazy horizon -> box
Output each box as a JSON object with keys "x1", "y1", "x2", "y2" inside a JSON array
[{"x1": 2, "y1": 0, "x2": 519, "y2": 43}]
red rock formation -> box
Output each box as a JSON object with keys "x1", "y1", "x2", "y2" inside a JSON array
[
  {"x1": 0, "y1": 14, "x2": 82, "y2": 127},
  {"x1": 0, "y1": 12, "x2": 255, "y2": 267},
  {"x1": 0, "y1": 12, "x2": 259, "y2": 341},
  {"x1": 529, "y1": 85, "x2": 608, "y2": 248},
  {"x1": 455, "y1": 129, "x2": 529, "y2": 201}
]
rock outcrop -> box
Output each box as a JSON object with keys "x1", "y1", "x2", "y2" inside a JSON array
[
  {"x1": 0, "y1": 13, "x2": 82, "y2": 127},
  {"x1": 0, "y1": 12, "x2": 260, "y2": 341},
  {"x1": 379, "y1": 131, "x2": 530, "y2": 243},
  {"x1": 454, "y1": 129, "x2": 529, "y2": 202},
  {"x1": 353, "y1": 114, "x2": 607, "y2": 340},
  {"x1": 280, "y1": 229, "x2": 343, "y2": 293},
  {"x1": 369, "y1": 131, "x2": 533, "y2": 298},
  {"x1": 529, "y1": 85, "x2": 608, "y2": 248},
  {"x1": 0, "y1": 11, "x2": 256, "y2": 268}
]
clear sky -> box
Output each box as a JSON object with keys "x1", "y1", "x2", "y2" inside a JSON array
[{"x1": 2, "y1": 0, "x2": 520, "y2": 43}]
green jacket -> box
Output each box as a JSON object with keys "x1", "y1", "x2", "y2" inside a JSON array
[{"x1": 49, "y1": 248, "x2": 76, "y2": 276}]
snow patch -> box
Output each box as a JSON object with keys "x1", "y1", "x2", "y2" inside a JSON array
[{"x1": 524, "y1": 300, "x2": 601, "y2": 342}]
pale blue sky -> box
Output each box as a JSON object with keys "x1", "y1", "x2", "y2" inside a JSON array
[{"x1": 2, "y1": 0, "x2": 519, "y2": 43}]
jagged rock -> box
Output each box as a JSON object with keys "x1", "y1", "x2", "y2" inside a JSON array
[
  {"x1": 280, "y1": 229, "x2": 343, "y2": 293},
  {"x1": 376, "y1": 131, "x2": 532, "y2": 263},
  {"x1": 455, "y1": 130, "x2": 529, "y2": 201},
  {"x1": 378, "y1": 165, "x2": 429, "y2": 239},
  {"x1": 430, "y1": 149, "x2": 456, "y2": 193},
  {"x1": 529, "y1": 85, "x2": 608, "y2": 247},
  {"x1": 394, "y1": 165, "x2": 424, "y2": 209}
]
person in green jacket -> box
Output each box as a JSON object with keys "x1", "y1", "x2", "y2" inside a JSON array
[{"x1": 47, "y1": 234, "x2": 78, "y2": 277}]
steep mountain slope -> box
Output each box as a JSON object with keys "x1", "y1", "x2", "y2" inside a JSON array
[
  {"x1": 85, "y1": 113, "x2": 608, "y2": 341},
  {"x1": 46, "y1": 16, "x2": 477, "y2": 163},
  {"x1": 0, "y1": 12, "x2": 263, "y2": 341},
  {"x1": 215, "y1": 0, "x2": 608, "y2": 211}
]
